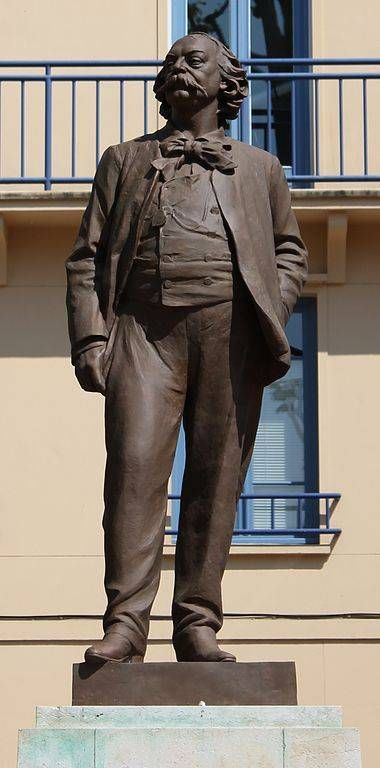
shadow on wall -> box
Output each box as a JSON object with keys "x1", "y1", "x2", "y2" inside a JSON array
[
  {"x1": 0, "y1": 223, "x2": 74, "y2": 356},
  {"x1": 160, "y1": 554, "x2": 329, "y2": 573},
  {"x1": 325, "y1": 285, "x2": 380, "y2": 356},
  {"x1": 0, "y1": 286, "x2": 71, "y2": 356},
  {"x1": 1, "y1": 281, "x2": 380, "y2": 357},
  {"x1": 1, "y1": 220, "x2": 380, "y2": 357}
]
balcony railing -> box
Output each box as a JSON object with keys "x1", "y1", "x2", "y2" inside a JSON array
[
  {"x1": 0, "y1": 58, "x2": 379, "y2": 189},
  {"x1": 166, "y1": 492, "x2": 341, "y2": 542}
]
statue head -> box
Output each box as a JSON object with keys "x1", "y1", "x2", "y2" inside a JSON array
[{"x1": 154, "y1": 32, "x2": 249, "y2": 128}]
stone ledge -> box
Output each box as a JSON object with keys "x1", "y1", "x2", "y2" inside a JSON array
[
  {"x1": 0, "y1": 189, "x2": 379, "y2": 226},
  {"x1": 0, "y1": 188, "x2": 380, "y2": 202},
  {"x1": 36, "y1": 704, "x2": 343, "y2": 730}
]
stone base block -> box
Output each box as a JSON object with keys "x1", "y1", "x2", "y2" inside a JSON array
[
  {"x1": 95, "y1": 726, "x2": 283, "y2": 768},
  {"x1": 17, "y1": 706, "x2": 362, "y2": 768},
  {"x1": 72, "y1": 661, "x2": 297, "y2": 706}
]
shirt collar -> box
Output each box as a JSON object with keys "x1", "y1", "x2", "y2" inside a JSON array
[{"x1": 164, "y1": 121, "x2": 227, "y2": 144}]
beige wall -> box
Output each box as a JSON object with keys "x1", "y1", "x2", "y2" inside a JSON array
[
  {"x1": 312, "y1": 0, "x2": 380, "y2": 57},
  {"x1": 0, "y1": 0, "x2": 169, "y2": 189},
  {"x1": 1, "y1": 2, "x2": 380, "y2": 768},
  {"x1": 312, "y1": 0, "x2": 380, "y2": 188},
  {"x1": 0, "y1": 199, "x2": 380, "y2": 767},
  {"x1": 1, "y1": 0, "x2": 380, "y2": 191},
  {"x1": 0, "y1": 0, "x2": 168, "y2": 59},
  {"x1": 1, "y1": 210, "x2": 380, "y2": 564}
]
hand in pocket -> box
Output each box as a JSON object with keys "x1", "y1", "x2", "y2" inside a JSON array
[{"x1": 75, "y1": 344, "x2": 107, "y2": 395}]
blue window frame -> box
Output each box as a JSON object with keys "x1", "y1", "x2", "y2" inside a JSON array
[
  {"x1": 169, "y1": 298, "x2": 319, "y2": 544},
  {"x1": 171, "y1": 0, "x2": 312, "y2": 180}
]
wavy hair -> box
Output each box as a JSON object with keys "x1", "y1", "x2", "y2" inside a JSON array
[{"x1": 154, "y1": 32, "x2": 249, "y2": 128}]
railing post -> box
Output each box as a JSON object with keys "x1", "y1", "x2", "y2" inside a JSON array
[
  {"x1": 143, "y1": 79, "x2": 148, "y2": 136},
  {"x1": 270, "y1": 497, "x2": 275, "y2": 529},
  {"x1": 325, "y1": 497, "x2": 331, "y2": 530},
  {"x1": 95, "y1": 79, "x2": 100, "y2": 165},
  {"x1": 71, "y1": 80, "x2": 76, "y2": 178},
  {"x1": 266, "y1": 79, "x2": 273, "y2": 154},
  {"x1": 44, "y1": 65, "x2": 52, "y2": 191},
  {"x1": 20, "y1": 79, "x2": 25, "y2": 178},
  {"x1": 362, "y1": 78, "x2": 368, "y2": 176},
  {"x1": 338, "y1": 78, "x2": 344, "y2": 176},
  {"x1": 241, "y1": 495, "x2": 248, "y2": 532}
]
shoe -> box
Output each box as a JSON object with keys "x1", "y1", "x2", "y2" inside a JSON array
[
  {"x1": 84, "y1": 632, "x2": 144, "y2": 665},
  {"x1": 174, "y1": 626, "x2": 237, "y2": 663}
]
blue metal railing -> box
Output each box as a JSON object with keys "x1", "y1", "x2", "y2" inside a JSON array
[
  {"x1": 242, "y1": 57, "x2": 380, "y2": 183},
  {"x1": 166, "y1": 492, "x2": 341, "y2": 539},
  {"x1": 0, "y1": 58, "x2": 379, "y2": 188}
]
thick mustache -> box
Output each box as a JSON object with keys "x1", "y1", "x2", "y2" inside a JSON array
[{"x1": 158, "y1": 71, "x2": 208, "y2": 99}]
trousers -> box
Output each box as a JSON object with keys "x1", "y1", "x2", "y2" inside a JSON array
[{"x1": 102, "y1": 286, "x2": 265, "y2": 655}]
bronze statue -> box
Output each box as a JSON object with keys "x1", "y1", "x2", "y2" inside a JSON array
[{"x1": 66, "y1": 33, "x2": 308, "y2": 664}]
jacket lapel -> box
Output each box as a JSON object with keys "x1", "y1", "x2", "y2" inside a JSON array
[
  {"x1": 212, "y1": 167, "x2": 270, "y2": 309},
  {"x1": 107, "y1": 139, "x2": 160, "y2": 297},
  {"x1": 103, "y1": 138, "x2": 162, "y2": 325},
  {"x1": 212, "y1": 162, "x2": 287, "y2": 353}
]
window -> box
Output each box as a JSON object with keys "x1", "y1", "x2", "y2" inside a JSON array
[
  {"x1": 172, "y1": 0, "x2": 312, "y2": 178},
  {"x1": 169, "y1": 298, "x2": 319, "y2": 544}
]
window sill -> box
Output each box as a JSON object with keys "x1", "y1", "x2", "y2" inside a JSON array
[{"x1": 162, "y1": 543, "x2": 332, "y2": 557}]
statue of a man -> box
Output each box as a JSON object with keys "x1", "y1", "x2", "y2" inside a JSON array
[{"x1": 66, "y1": 33, "x2": 308, "y2": 664}]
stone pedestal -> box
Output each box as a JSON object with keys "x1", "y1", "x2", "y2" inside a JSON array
[
  {"x1": 17, "y1": 662, "x2": 362, "y2": 767},
  {"x1": 18, "y1": 704, "x2": 362, "y2": 767}
]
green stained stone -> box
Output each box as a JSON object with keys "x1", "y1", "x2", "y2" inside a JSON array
[{"x1": 17, "y1": 728, "x2": 94, "y2": 768}]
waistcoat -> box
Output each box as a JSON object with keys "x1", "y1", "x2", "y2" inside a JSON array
[{"x1": 126, "y1": 167, "x2": 235, "y2": 306}]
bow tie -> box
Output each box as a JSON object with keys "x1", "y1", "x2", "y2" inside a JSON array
[{"x1": 152, "y1": 135, "x2": 237, "y2": 179}]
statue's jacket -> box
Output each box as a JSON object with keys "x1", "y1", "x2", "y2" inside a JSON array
[{"x1": 66, "y1": 126, "x2": 308, "y2": 385}]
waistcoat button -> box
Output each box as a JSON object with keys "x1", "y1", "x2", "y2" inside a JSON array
[
  {"x1": 203, "y1": 277, "x2": 212, "y2": 286},
  {"x1": 163, "y1": 279, "x2": 173, "y2": 288}
]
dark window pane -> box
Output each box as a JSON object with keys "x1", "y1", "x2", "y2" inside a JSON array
[
  {"x1": 234, "y1": 299, "x2": 319, "y2": 543},
  {"x1": 188, "y1": 1, "x2": 231, "y2": 45},
  {"x1": 251, "y1": 0, "x2": 292, "y2": 58},
  {"x1": 250, "y1": 0, "x2": 293, "y2": 165}
]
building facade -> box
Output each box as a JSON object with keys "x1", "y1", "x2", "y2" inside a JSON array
[{"x1": 1, "y1": 1, "x2": 380, "y2": 766}]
